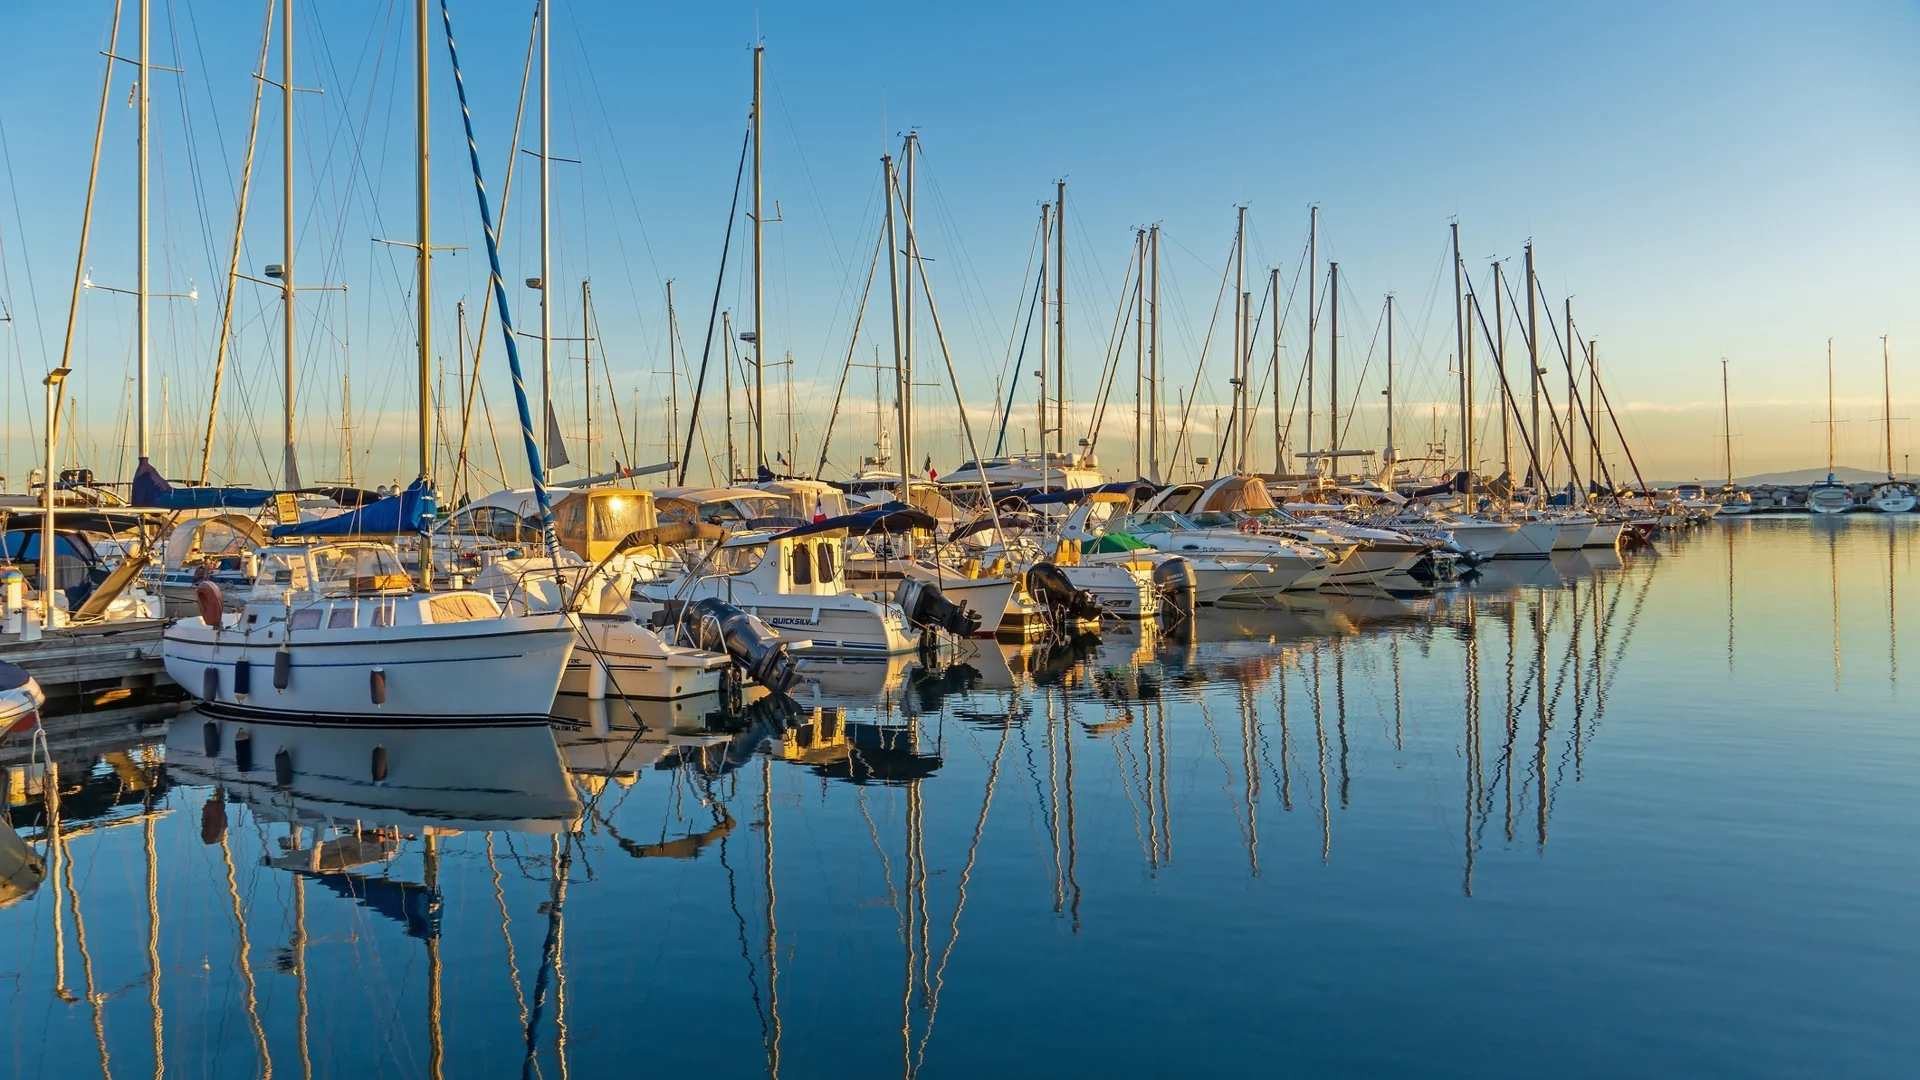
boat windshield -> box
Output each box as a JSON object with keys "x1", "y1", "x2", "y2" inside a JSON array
[
  {"x1": 1185, "y1": 511, "x2": 1242, "y2": 529},
  {"x1": 1116, "y1": 512, "x2": 1192, "y2": 536},
  {"x1": 711, "y1": 543, "x2": 767, "y2": 575},
  {"x1": 312, "y1": 546, "x2": 409, "y2": 593}
]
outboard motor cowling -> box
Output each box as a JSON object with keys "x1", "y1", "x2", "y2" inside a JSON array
[
  {"x1": 1152, "y1": 557, "x2": 1197, "y2": 622},
  {"x1": 1026, "y1": 562, "x2": 1104, "y2": 622},
  {"x1": 894, "y1": 579, "x2": 982, "y2": 638},
  {"x1": 653, "y1": 598, "x2": 801, "y2": 695}
]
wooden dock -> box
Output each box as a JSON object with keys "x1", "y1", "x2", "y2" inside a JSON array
[{"x1": 0, "y1": 619, "x2": 175, "y2": 703}]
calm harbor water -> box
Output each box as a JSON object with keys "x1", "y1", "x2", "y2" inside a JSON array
[{"x1": 4, "y1": 517, "x2": 1917, "y2": 1078}]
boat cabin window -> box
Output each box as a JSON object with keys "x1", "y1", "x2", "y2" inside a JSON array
[
  {"x1": 711, "y1": 543, "x2": 767, "y2": 575},
  {"x1": 557, "y1": 499, "x2": 589, "y2": 553},
  {"x1": 288, "y1": 609, "x2": 324, "y2": 630},
  {"x1": 1187, "y1": 511, "x2": 1239, "y2": 529},
  {"x1": 790, "y1": 541, "x2": 814, "y2": 586},
  {"x1": 590, "y1": 494, "x2": 650, "y2": 544},
  {"x1": 312, "y1": 547, "x2": 409, "y2": 594},
  {"x1": 1120, "y1": 513, "x2": 1184, "y2": 536},
  {"x1": 816, "y1": 541, "x2": 836, "y2": 583}
]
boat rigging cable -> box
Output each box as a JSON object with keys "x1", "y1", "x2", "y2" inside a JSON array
[
  {"x1": 813, "y1": 219, "x2": 886, "y2": 477},
  {"x1": 1468, "y1": 283, "x2": 1547, "y2": 492},
  {"x1": 1166, "y1": 231, "x2": 1239, "y2": 478},
  {"x1": 676, "y1": 125, "x2": 752, "y2": 486},
  {"x1": 991, "y1": 213, "x2": 1049, "y2": 457},
  {"x1": 440, "y1": 0, "x2": 556, "y2": 555}
]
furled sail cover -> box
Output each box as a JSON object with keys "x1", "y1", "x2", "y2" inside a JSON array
[
  {"x1": 271, "y1": 478, "x2": 430, "y2": 538},
  {"x1": 131, "y1": 458, "x2": 277, "y2": 510}
]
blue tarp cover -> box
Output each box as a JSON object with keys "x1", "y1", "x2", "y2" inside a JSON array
[
  {"x1": 271, "y1": 478, "x2": 429, "y2": 538},
  {"x1": 131, "y1": 458, "x2": 277, "y2": 510}
]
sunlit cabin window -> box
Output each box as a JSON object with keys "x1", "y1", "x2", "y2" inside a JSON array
[
  {"x1": 816, "y1": 541, "x2": 836, "y2": 583},
  {"x1": 313, "y1": 547, "x2": 408, "y2": 595},
  {"x1": 791, "y1": 542, "x2": 813, "y2": 586},
  {"x1": 590, "y1": 494, "x2": 649, "y2": 543},
  {"x1": 558, "y1": 499, "x2": 588, "y2": 554}
]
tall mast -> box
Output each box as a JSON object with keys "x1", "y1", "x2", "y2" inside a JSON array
[
  {"x1": 1721, "y1": 357, "x2": 1733, "y2": 488},
  {"x1": 1884, "y1": 336, "x2": 1896, "y2": 479},
  {"x1": 1565, "y1": 298, "x2": 1579, "y2": 502},
  {"x1": 280, "y1": 0, "x2": 300, "y2": 487},
  {"x1": 1133, "y1": 227, "x2": 1144, "y2": 479},
  {"x1": 581, "y1": 280, "x2": 593, "y2": 471},
  {"x1": 751, "y1": 45, "x2": 766, "y2": 476},
  {"x1": 1233, "y1": 205, "x2": 1246, "y2": 472},
  {"x1": 137, "y1": 0, "x2": 151, "y2": 462},
  {"x1": 1328, "y1": 261, "x2": 1340, "y2": 465},
  {"x1": 1149, "y1": 225, "x2": 1160, "y2": 482},
  {"x1": 665, "y1": 280, "x2": 680, "y2": 468},
  {"x1": 881, "y1": 155, "x2": 907, "y2": 501},
  {"x1": 901, "y1": 131, "x2": 916, "y2": 478},
  {"x1": 1524, "y1": 243, "x2": 1540, "y2": 493},
  {"x1": 1054, "y1": 180, "x2": 1066, "y2": 460},
  {"x1": 1037, "y1": 203, "x2": 1049, "y2": 490},
  {"x1": 1493, "y1": 261, "x2": 1511, "y2": 483},
  {"x1": 538, "y1": 0, "x2": 552, "y2": 480},
  {"x1": 1827, "y1": 337, "x2": 1837, "y2": 475},
  {"x1": 1449, "y1": 222, "x2": 1466, "y2": 487},
  {"x1": 1590, "y1": 340, "x2": 1600, "y2": 486},
  {"x1": 1307, "y1": 206, "x2": 1318, "y2": 470},
  {"x1": 1271, "y1": 268, "x2": 1282, "y2": 473},
  {"x1": 415, "y1": 0, "x2": 432, "y2": 589},
  {"x1": 1384, "y1": 294, "x2": 1395, "y2": 472}
]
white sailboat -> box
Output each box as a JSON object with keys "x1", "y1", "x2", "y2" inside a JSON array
[
  {"x1": 1809, "y1": 339, "x2": 1853, "y2": 515},
  {"x1": 1868, "y1": 337, "x2": 1916, "y2": 513}
]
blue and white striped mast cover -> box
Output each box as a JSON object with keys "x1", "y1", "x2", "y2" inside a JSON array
[{"x1": 440, "y1": 0, "x2": 559, "y2": 560}]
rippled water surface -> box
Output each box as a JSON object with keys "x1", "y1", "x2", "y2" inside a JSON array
[{"x1": 4, "y1": 517, "x2": 1917, "y2": 1078}]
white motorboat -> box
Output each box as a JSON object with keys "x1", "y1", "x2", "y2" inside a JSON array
[
  {"x1": 635, "y1": 529, "x2": 919, "y2": 654},
  {"x1": 163, "y1": 540, "x2": 577, "y2": 725}
]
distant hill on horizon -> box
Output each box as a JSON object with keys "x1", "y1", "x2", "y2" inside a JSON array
[{"x1": 1646, "y1": 466, "x2": 1897, "y2": 487}]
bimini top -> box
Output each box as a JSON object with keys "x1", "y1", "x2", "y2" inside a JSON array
[
  {"x1": 272, "y1": 479, "x2": 429, "y2": 538},
  {"x1": 1020, "y1": 480, "x2": 1158, "y2": 506},
  {"x1": 775, "y1": 502, "x2": 936, "y2": 540}
]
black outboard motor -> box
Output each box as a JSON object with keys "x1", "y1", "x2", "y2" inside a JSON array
[
  {"x1": 1026, "y1": 562, "x2": 1104, "y2": 622},
  {"x1": 652, "y1": 598, "x2": 802, "y2": 695},
  {"x1": 1152, "y1": 556, "x2": 1197, "y2": 623},
  {"x1": 894, "y1": 579, "x2": 982, "y2": 638}
]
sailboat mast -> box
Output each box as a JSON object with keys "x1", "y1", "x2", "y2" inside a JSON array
[
  {"x1": 1307, "y1": 206, "x2": 1317, "y2": 468},
  {"x1": 1133, "y1": 227, "x2": 1144, "y2": 479},
  {"x1": 538, "y1": 0, "x2": 552, "y2": 480},
  {"x1": 1721, "y1": 357, "x2": 1733, "y2": 488},
  {"x1": 416, "y1": 0, "x2": 432, "y2": 589},
  {"x1": 751, "y1": 44, "x2": 766, "y2": 476},
  {"x1": 582, "y1": 280, "x2": 593, "y2": 472},
  {"x1": 1493, "y1": 261, "x2": 1511, "y2": 482},
  {"x1": 1827, "y1": 337, "x2": 1836, "y2": 475},
  {"x1": 281, "y1": 0, "x2": 299, "y2": 487},
  {"x1": 1449, "y1": 222, "x2": 1466, "y2": 487},
  {"x1": 1055, "y1": 180, "x2": 1067, "y2": 460},
  {"x1": 1148, "y1": 224, "x2": 1160, "y2": 482},
  {"x1": 901, "y1": 132, "x2": 915, "y2": 478},
  {"x1": 1271, "y1": 268, "x2": 1282, "y2": 473},
  {"x1": 1329, "y1": 261, "x2": 1340, "y2": 465},
  {"x1": 1564, "y1": 298, "x2": 1578, "y2": 503},
  {"x1": 1384, "y1": 294, "x2": 1395, "y2": 471},
  {"x1": 137, "y1": 0, "x2": 151, "y2": 461},
  {"x1": 665, "y1": 280, "x2": 680, "y2": 467},
  {"x1": 882, "y1": 155, "x2": 909, "y2": 500},
  {"x1": 1884, "y1": 336, "x2": 1895, "y2": 479},
  {"x1": 1234, "y1": 205, "x2": 1246, "y2": 472},
  {"x1": 1037, "y1": 203, "x2": 1049, "y2": 491},
  {"x1": 1525, "y1": 243, "x2": 1539, "y2": 494}
]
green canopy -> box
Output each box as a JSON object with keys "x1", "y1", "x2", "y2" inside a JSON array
[{"x1": 1087, "y1": 533, "x2": 1150, "y2": 554}]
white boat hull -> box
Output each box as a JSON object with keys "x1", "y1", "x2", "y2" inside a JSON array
[
  {"x1": 1582, "y1": 521, "x2": 1624, "y2": 548},
  {"x1": 1495, "y1": 522, "x2": 1560, "y2": 559},
  {"x1": 162, "y1": 614, "x2": 577, "y2": 725},
  {"x1": 1060, "y1": 563, "x2": 1154, "y2": 618},
  {"x1": 1807, "y1": 487, "x2": 1852, "y2": 515},
  {"x1": 560, "y1": 616, "x2": 729, "y2": 700}
]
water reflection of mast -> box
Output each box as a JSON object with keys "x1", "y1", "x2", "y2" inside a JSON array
[
  {"x1": 291, "y1": 835, "x2": 311, "y2": 1080},
  {"x1": 216, "y1": 797, "x2": 273, "y2": 1077},
  {"x1": 1463, "y1": 595, "x2": 1482, "y2": 897},
  {"x1": 425, "y1": 834, "x2": 444, "y2": 1080},
  {"x1": 1887, "y1": 523, "x2": 1898, "y2": 687},
  {"x1": 1311, "y1": 646, "x2": 1330, "y2": 862},
  {"x1": 1830, "y1": 523, "x2": 1842, "y2": 689},
  {"x1": 1726, "y1": 519, "x2": 1737, "y2": 670},
  {"x1": 1333, "y1": 637, "x2": 1351, "y2": 810},
  {"x1": 1533, "y1": 595, "x2": 1550, "y2": 849},
  {"x1": 144, "y1": 785, "x2": 164, "y2": 1078},
  {"x1": 1276, "y1": 657, "x2": 1293, "y2": 812},
  {"x1": 1063, "y1": 687, "x2": 1081, "y2": 930},
  {"x1": 765, "y1": 758, "x2": 782, "y2": 1080}
]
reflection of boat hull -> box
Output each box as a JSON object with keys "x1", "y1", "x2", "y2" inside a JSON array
[
  {"x1": 165, "y1": 711, "x2": 581, "y2": 829},
  {"x1": 0, "y1": 816, "x2": 46, "y2": 910},
  {"x1": 164, "y1": 615, "x2": 578, "y2": 726},
  {"x1": 559, "y1": 616, "x2": 728, "y2": 700}
]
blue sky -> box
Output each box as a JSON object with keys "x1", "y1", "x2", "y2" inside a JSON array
[{"x1": 0, "y1": 0, "x2": 1915, "y2": 489}]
